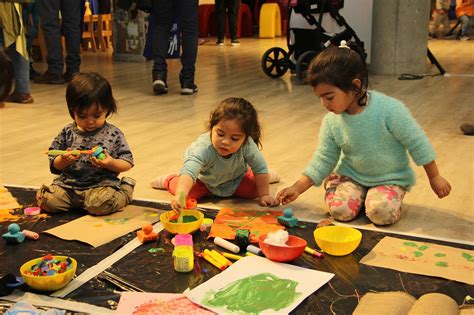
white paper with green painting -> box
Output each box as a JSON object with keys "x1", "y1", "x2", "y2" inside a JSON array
[
  {"x1": 360, "y1": 236, "x2": 474, "y2": 284},
  {"x1": 186, "y1": 256, "x2": 334, "y2": 314}
]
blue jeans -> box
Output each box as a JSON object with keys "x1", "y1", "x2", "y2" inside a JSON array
[
  {"x1": 37, "y1": 0, "x2": 82, "y2": 75},
  {"x1": 459, "y1": 15, "x2": 473, "y2": 36},
  {"x1": 0, "y1": 31, "x2": 30, "y2": 94},
  {"x1": 152, "y1": 0, "x2": 199, "y2": 85}
]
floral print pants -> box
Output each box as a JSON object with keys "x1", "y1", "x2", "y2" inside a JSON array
[{"x1": 323, "y1": 174, "x2": 406, "y2": 225}]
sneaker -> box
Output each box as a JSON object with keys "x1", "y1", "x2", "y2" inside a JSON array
[
  {"x1": 153, "y1": 79, "x2": 168, "y2": 95},
  {"x1": 34, "y1": 71, "x2": 65, "y2": 84},
  {"x1": 460, "y1": 123, "x2": 474, "y2": 136},
  {"x1": 150, "y1": 174, "x2": 175, "y2": 189},
  {"x1": 216, "y1": 39, "x2": 224, "y2": 46},
  {"x1": 230, "y1": 39, "x2": 241, "y2": 46},
  {"x1": 181, "y1": 83, "x2": 198, "y2": 95},
  {"x1": 460, "y1": 35, "x2": 469, "y2": 41},
  {"x1": 5, "y1": 93, "x2": 34, "y2": 104},
  {"x1": 268, "y1": 169, "x2": 280, "y2": 184}
]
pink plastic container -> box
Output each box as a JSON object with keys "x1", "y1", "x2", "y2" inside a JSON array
[{"x1": 174, "y1": 234, "x2": 193, "y2": 247}]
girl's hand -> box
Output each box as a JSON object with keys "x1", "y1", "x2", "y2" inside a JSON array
[
  {"x1": 91, "y1": 149, "x2": 112, "y2": 170},
  {"x1": 170, "y1": 197, "x2": 183, "y2": 212},
  {"x1": 258, "y1": 195, "x2": 279, "y2": 207},
  {"x1": 276, "y1": 187, "x2": 300, "y2": 205},
  {"x1": 429, "y1": 175, "x2": 451, "y2": 198}
]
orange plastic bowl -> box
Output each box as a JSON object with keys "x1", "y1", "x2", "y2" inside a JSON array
[{"x1": 258, "y1": 234, "x2": 307, "y2": 262}]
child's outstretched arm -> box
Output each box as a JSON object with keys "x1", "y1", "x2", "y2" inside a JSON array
[
  {"x1": 423, "y1": 160, "x2": 451, "y2": 198},
  {"x1": 254, "y1": 173, "x2": 279, "y2": 207},
  {"x1": 91, "y1": 149, "x2": 132, "y2": 173},
  {"x1": 277, "y1": 175, "x2": 314, "y2": 205},
  {"x1": 170, "y1": 174, "x2": 194, "y2": 211}
]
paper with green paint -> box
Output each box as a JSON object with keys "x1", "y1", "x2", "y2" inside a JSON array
[
  {"x1": 186, "y1": 256, "x2": 334, "y2": 314},
  {"x1": 360, "y1": 236, "x2": 474, "y2": 284}
]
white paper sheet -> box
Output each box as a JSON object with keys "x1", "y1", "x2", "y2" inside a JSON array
[{"x1": 187, "y1": 256, "x2": 334, "y2": 314}]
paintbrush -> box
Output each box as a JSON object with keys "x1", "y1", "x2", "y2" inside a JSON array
[{"x1": 177, "y1": 192, "x2": 185, "y2": 223}]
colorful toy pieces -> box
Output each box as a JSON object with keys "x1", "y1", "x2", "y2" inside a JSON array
[
  {"x1": 277, "y1": 208, "x2": 298, "y2": 227},
  {"x1": 46, "y1": 145, "x2": 106, "y2": 160},
  {"x1": 2, "y1": 223, "x2": 25, "y2": 243}
]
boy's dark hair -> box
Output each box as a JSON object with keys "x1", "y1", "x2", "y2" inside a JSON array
[
  {"x1": 0, "y1": 49, "x2": 14, "y2": 102},
  {"x1": 66, "y1": 72, "x2": 117, "y2": 119},
  {"x1": 307, "y1": 45, "x2": 369, "y2": 105},
  {"x1": 209, "y1": 97, "x2": 263, "y2": 148}
]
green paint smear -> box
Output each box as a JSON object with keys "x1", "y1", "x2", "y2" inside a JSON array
[
  {"x1": 462, "y1": 253, "x2": 474, "y2": 262},
  {"x1": 418, "y1": 245, "x2": 429, "y2": 251},
  {"x1": 434, "y1": 253, "x2": 446, "y2": 257},
  {"x1": 403, "y1": 242, "x2": 418, "y2": 247},
  {"x1": 202, "y1": 273, "x2": 302, "y2": 314},
  {"x1": 413, "y1": 251, "x2": 423, "y2": 257},
  {"x1": 148, "y1": 248, "x2": 165, "y2": 253},
  {"x1": 170, "y1": 215, "x2": 198, "y2": 223},
  {"x1": 435, "y1": 261, "x2": 448, "y2": 267}
]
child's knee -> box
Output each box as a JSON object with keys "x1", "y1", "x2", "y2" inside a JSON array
[
  {"x1": 365, "y1": 202, "x2": 401, "y2": 225},
  {"x1": 85, "y1": 185, "x2": 133, "y2": 216},
  {"x1": 37, "y1": 185, "x2": 70, "y2": 213},
  {"x1": 325, "y1": 189, "x2": 363, "y2": 222}
]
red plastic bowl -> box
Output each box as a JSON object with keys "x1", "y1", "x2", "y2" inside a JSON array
[{"x1": 258, "y1": 234, "x2": 307, "y2": 262}]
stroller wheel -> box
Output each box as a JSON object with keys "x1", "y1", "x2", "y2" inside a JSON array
[
  {"x1": 296, "y1": 51, "x2": 318, "y2": 82},
  {"x1": 261, "y1": 47, "x2": 290, "y2": 78}
]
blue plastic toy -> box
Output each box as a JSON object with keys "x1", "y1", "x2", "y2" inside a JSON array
[
  {"x1": 277, "y1": 208, "x2": 298, "y2": 227},
  {"x1": 2, "y1": 223, "x2": 25, "y2": 243}
]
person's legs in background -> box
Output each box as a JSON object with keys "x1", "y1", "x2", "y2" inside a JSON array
[
  {"x1": 5, "y1": 47, "x2": 32, "y2": 103},
  {"x1": 177, "y1": 0, "x2": 199, "y2": 95},
  {"x1": 60, "y1": 0, "x2": 82, "y2": 81},
  {"x1": 35, "y1": 0, "x2": 64, "y2": 84},
  {"x1": 459, "y1": 15, "x2": 472, "y2": 40},
  {"x1": 151, "y1": 0, "x2": 173, "y2": 94},
  {"x1": 228, "y1": 0, "x2": 240, "y2": 45},
  {"x1": 0, "y1": 29, "x2": 33, "y2": 104},
  {"x1": 215, "y1": 0, "x2": 226, "y2": 45}
]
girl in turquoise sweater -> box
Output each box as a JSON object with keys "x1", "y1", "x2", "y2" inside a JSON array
[{"x1": 277, "y1": 41, "x2": 451, "y2": 225}]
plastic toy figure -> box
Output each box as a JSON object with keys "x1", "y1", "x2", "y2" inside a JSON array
[
  {"x1": 2, "y1": 223, "x2": 25, "y2": 243},
  {"x1": 277, "y1": 208, "x2": 298, "y2": 227}
]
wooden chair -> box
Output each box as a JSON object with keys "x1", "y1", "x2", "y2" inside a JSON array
[
  {"x1": 82, "y1": 13, "x2": 98, "y2": 52},
  {"x1": 95, "y1": 14, "x2": 113, "y2": 51}
]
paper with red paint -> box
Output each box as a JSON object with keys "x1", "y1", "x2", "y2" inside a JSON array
[
  {"x1": 360, "y1": 236, "x2": 474, "y2": 284},
  {"x1": 208, "y1": 207, "x2": 285, "y2": 242},
  {"x1": 116, "y1": 292, "x2": 215, "y2": 314}
]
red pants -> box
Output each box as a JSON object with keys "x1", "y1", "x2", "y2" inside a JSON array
[{"x1": 165, "y1": 168, "x2": 258, "y2": 200}]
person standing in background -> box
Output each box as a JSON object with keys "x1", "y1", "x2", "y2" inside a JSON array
[
  {"x1": 456, "y1": 0, "x2": 474, "y2": 40},
  {"x1": 0, "y1": 1, "x2": 34, "y2": 104},
  {"x1": 215, "y1": 0, "x2": 240, "y2": 46},
  {"x1": 151, "y1": 0, "x2": 199, "y2": 96},
  {"x1": 429, "y1": 0, "x2": 451, "y2": 38},
  {"x1": 34, "y1": 0, "x2": 82, "y2": 84}
]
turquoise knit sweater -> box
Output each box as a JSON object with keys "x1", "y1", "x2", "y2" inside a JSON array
[{"x1": 304, "y1": 91, "x2": 436, "y2": 188}]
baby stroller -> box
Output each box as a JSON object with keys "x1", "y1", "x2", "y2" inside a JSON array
[{"x1": 261, "y1": 0, "x2": 366, "y2": 81}]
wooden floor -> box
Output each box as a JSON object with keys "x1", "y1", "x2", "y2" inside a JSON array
[{"x1": 0, "y1": 37, "x2": 472, "y2": 244}]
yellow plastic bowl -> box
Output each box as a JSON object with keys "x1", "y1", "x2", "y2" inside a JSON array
[
  {"x1": 20, "y1": 256, "x2": 77, "y2": 291},
  {"x1": 160, "y1": 209, "x2": 204, "y2": 234},
  {"x1": 313, "y1": 226, "x2": 362, "y2": 256}
]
